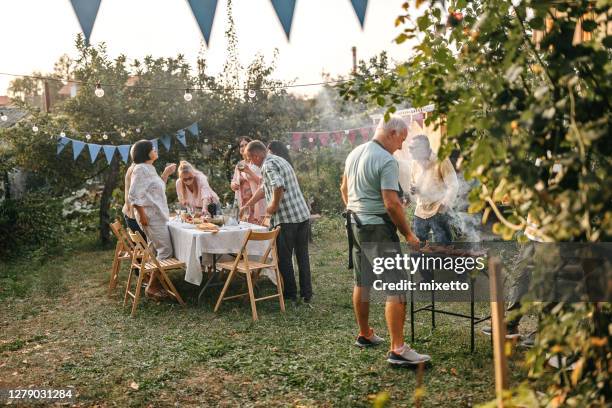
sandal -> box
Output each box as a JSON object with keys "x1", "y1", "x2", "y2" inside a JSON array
[{"x1": 145, "y1": 288, "x2": 170, "y2": 301}]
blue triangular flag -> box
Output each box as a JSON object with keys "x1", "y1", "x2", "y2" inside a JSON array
[
  {"x1": 186, "y1": 0, "x2": 218, "y2": 46},
  {"x1": 187, "y1": 122, "x2": 199, "y2": 137},
  {"x1": 72, "y1": 140, "x2": 86, "y2": 160},
  {"x1": 57, "y1": 136, "x2": 71, "y2": 155},
  {"x1": 160, "y1": 135, "x2": 172, "y2": 151},
  {"x1": 350, "y1": 0, "x2": 368, "y2": 28},
  {"x1": 270, "y1": 0, "x2": 296, "y2": 40},
  {"x1": 117, "y1": 145, "x2": 131, "y2": 163},
  {"x1": 88, "y1": 143, "x2": 102, "y2": 163},
  {"x1": 69, "y1": 0, "x2": 102, "y2": 46},
  {"x1": 176, "y1": 129, "x2": 187, "y2": 147},
  {"x1": 151, "y1": 139, "x2": 159, "y2": 152},
  {"x1": 102, "y1": 145, "x2": 116, "y2": 164}
]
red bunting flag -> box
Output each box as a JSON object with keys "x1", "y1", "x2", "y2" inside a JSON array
[
  {"x1": 291, "y1": 133, "x2": 302, "y2": 149},
  {"x1": 319, "y1": 132, "x2": 330, "y2": 146}
]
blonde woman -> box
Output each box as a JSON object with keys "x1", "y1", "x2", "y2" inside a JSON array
[
  {"x1": 231, "y1": 136, "x2": 265, "y2": 223},
  {"x1": 175, "y1": 160, "x2": 220, "y2": 214}
]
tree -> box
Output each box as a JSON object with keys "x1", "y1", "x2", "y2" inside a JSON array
[{"x1": 339, "y1": 1, "x2": 610, "y2": 405}]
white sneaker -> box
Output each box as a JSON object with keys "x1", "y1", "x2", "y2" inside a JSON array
[
  {"x1": 387, "y1": 344, "x2": 431, "y2": 366},
  {"x1": 355, "y1": 330, "x2": 385, "y2": 348}
]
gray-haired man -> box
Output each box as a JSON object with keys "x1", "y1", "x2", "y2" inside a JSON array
[
  {"x1": 341, "y1": 116, "x2": 431, "y2": 366},
  {"x1": 243, "y1": 140, "x2": 312, "y2": 303}
]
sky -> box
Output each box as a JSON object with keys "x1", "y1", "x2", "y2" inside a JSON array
[{"x1": 0, "y1": 0, "x2": 419, "y2": 96}]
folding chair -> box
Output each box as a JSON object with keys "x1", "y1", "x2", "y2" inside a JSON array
[
  {"x1": 109, "y1": 219, "x2": 135, "y2": 295},
  {"x1": 124, "y1": 230, "x2": 186, "y2": 317},
  {"x1": 214, "y1": 227, "x2": 284, "y2": 321}
]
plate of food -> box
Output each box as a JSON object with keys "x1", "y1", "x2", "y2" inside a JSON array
[{"x1": 196, "y1": 222, "x2": 220, "y2": 233}]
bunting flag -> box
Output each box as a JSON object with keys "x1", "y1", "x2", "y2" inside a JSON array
[
  {"x1": 360, "y1": 127, "x2": 370, "y2": 143},
  {"x1": 347, "y1": 130, "x2": 357, "y2": 144},
  {"x1": 270, "y1": 0, "x2": 297, "y2": 40},
  {"x1": 291, "y1": 132, "x2": 302, "y2": 149},
  {"x1": 414, "y1": 113, "x2": 424, "y2": 129},
  {"x1": 350, "y1": 0, "x2": 368, "y2": 28},
  {"x1": 186, "y1": 0, "x2": 218, "y2": 46},
  {"x1": 176, "y1": 129, "x2": 187, "y2": 147},
  {"x1": 186, "y1": 122, "x2": 199, "y2": 137},
  {"x1": 88, "y1": 143, "x2": 102, "y2": 163},
  {"x1": 151, "y1": 138, "x2": 159, "y2": 153},
  {"x1": 102, "y1": 145, "x2": 116, "y2": 164},
  {"x1": 57, "y1": 136, "x2": 71, "y2": 155},
  {"x1": 72, "y1": 140, "x2": 86, "y2": 160},
  {"x1": 333, "y1": 131, "x2": 344, "y2": 145},
  {"x1": 319, "y1": 132, "x2": 329, "y2": 146},
  {"x1": 69, "y1": 0, "x2": 102, "y2": 46},
  {"x1": 160, "y1": 135, "x2": 172, "y2": 151},
  {"x1": 117, "y1": 145, "x2": 131, "y2": 163}
]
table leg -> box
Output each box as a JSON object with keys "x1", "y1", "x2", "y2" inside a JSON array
[{"x1": 197, "y1": 254, "x2": 218, "y2": 304}]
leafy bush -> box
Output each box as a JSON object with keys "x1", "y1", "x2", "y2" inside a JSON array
[{"x1": 0, "y1": 192, "x2": 65, "y2": 260}]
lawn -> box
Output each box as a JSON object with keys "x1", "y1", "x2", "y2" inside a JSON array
[{"x1": 0, "y1": 216, "x2": 530, "y2": 407}]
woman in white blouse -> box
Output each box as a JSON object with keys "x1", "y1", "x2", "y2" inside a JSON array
[
  {"x1": 176, "y1": 160, "x2": 220, "y2": 215},
  {"x1": 128, "y1": 139, "x2": 176, "y2": 299}
]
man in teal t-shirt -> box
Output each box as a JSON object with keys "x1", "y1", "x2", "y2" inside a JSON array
[{"x1": 341, "y1": 115, "x2": 430, "y2": 367}]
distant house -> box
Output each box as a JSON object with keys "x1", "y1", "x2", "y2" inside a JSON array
[{"x1": 58, "y1": 81, "x2": 79, "y2": 98}]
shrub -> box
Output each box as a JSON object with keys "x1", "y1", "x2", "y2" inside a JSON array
[{"x1": 0, "y1": 192, "x2": 65, "y2": 260}]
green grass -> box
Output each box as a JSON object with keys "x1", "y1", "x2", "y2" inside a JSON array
[{"x1": 0, "y1": 216, "x2": 529, "y2": 407}]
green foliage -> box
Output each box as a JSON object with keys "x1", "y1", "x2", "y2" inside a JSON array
[
  {"x1": 0, "y1": 192, "x2": 65, "y2": 260},
  {"x1": 339, "y1": 1, "x2": 611, "y2": 405}
]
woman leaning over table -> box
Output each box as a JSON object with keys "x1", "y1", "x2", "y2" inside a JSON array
[
  {"x1": 128, "y1": 139, "x2": 177, "y2": 300},
  {"x1": 176, "y1": 160, "x2": 220, "y2": 215},
  {"x1": 231, "y1": 136, "x2": 265, "y2": 223}
]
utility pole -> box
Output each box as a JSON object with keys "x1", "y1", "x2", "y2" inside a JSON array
[
  {"x1": 43, "y1": 80, "x2": 51, "y2": 113},
  {"x1": 352, "y1": 46, "x2": 357, "y2": 74}
]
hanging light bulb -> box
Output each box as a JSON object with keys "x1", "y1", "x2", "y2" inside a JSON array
[
  {"x1": 120, "y1": 131, "x2": 126, "y2": 137},
  {"x1": 102, "y1": 133, "x2": 108, "y2": 140},
  {"x1": 32, "y1": 125, "x2": 39, "y2": 133},
  {"x1": 248, "y1": 89, "x2": 256, "y2": 98},
  {"x1": 135, "y1": 128, "x2": 141, "y2": 133},
  {"x1": 204, "y1": 138, "x2": 208, "y2": 143},
  {"x1": 0, "y1": 112, "x2": 7, "y2": 122},
  {"x1": 85, "y1": 133, "x2": 92, "y2": 140},
  {"x1": 60, "y1": 131, "x2": 66, "y2": 137},
  {"x1": 286, "y1": 144, "x2": 291, "y2": 150},
  {"x1": 184, "y1": 89, "x2": 193, "y2": 102},
  {"x1": 95, "y1": 82, "x2": 105, "y2": 98}
]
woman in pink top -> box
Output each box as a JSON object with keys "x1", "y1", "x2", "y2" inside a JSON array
[
  {"x1": 175, "y1": 161, "x2": 220, "y2": 214},
  {"x1": 231, "y1": 137, "x2": 265, "y2": 224}
]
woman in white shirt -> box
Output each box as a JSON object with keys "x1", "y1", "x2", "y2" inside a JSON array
[
  {"x1": 128, "y1": 139, "x2": 176, "y2": 299},
  {"x1": 175, "y1": 160, "x2": 220, "y2": 215}
]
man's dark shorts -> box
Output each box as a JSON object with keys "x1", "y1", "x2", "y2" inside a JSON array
[{"x1": 351, "y1": 222, "x2": 408, "y2": 298}]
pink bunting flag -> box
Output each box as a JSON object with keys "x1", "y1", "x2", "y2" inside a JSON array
[
  {"x1": 291, "y1": 133, "x2": 302, "y2": 149},
  {"x1": 347, "y1": 129, "x2": 357, "y2": 144},
  {"x1": 333, "y1": 131, "x2": 344, "y2": 145},
  {"x1": 319, "y1": 132, "x2": 330, "y2": 146},
  {"x1": 413, "y1": 113, "x2": 424, "y2": 129},
  {"x1": 360, "y1": 127, "x2": 370, "y2": 143}
]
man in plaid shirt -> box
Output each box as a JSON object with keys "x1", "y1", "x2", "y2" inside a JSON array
[{"x1": 243, "y1": 140, "x2": 312, "y2": 303}]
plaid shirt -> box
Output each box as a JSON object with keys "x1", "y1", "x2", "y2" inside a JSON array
[{"x1": 262, "y1": 154, "x2": 310, "y2": 226}]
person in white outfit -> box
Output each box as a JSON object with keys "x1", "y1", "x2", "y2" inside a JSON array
[{"x1": 128, "y1": 139, "x2": 176, "y2": 299}]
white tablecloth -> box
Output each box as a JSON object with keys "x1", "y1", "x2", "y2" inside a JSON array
[{"x1": 167, "y1": 220, "x2": 269, "y2": 286}]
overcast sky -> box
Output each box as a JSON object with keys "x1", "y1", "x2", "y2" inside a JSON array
[{"x1": 0, "y1": 0, "x2": 419, "y2": 96}]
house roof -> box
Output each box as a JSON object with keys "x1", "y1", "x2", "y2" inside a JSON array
[
  {"x1": 0, "y1": 107, "x2": 29, "y2": 129},
  {"x1": 0, "y1": 96, "x2": 10, "y2": 106}
]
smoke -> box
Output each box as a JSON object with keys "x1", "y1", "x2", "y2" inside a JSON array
[{"x1": 447, "y1": 173, "x2": 481, "y2": 242}]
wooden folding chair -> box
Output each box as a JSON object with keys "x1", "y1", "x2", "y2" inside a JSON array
[
  {"x1": 124, "y1": 230, "x2": 186, "y2": 317},
  {"x1": 109, "y1": 219, "x2": 135, "y2": 295},
  {"x1": 214, "y1": 227, "x2": 284, "y2": 321}
]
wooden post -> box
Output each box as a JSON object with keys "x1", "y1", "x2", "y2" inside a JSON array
[
  {"x1": 352, "y1": 46, "x2": 357, "y2": 73},
  {"x1": 489, "y1": 257, "x2": 509, "y2": 407},
  {"x1": 43, "y1": 80, "x2": 51, "y2": 113}
]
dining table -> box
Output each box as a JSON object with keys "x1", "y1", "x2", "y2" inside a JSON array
[{"x1": 167, "y1": 219, "x2": 274, "y2": 302}]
